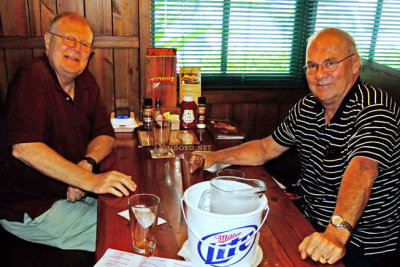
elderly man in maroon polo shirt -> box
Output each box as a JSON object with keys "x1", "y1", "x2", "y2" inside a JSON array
[{"x1": 0, "y1": 12, "x2": 136, "y2": 252}]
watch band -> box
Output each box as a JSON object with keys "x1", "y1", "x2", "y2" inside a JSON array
[
  {"x1": 339, "y1": 219, "x2": 353, "y2": 233},
  {"x1": 83, "y1": 156, "x2": 97, "y2": 167}
]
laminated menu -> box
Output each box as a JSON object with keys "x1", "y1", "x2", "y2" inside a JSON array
[
  {"x1": 207, "y1": 119, "x2": 246, "y2": 140},
  {"x1": 146, "y1": 48, "x2": 177, "y2": 108},
  {"x1": 95, "y1": 248, "x2": 196, "y2": 267},
  {"x1": 180, "y1": 68, "x2": 201, "y2": 104}
]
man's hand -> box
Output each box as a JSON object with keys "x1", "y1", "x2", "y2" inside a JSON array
[
  {"x1": 298, "y1": 230, "x2": 346, "y2": 264},
  {"x1": 91, "y1": 171, "x2": 137, "y2": 197},
  {"x1": 194, "y1": 136, "x2": 289, "y2": 170},
  {"x1": 66, "y1": 186, "x2": 86, "y2": 202}
]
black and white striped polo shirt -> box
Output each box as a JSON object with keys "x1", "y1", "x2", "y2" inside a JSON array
[{"x1": 272, "y1": 78, "x2": 400, "y2": 255}]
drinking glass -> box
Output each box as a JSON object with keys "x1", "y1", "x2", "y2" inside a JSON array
[
  {"x1": 128, "y1": 194, "x2": 160, "y2": 255},
  {"x1": 180, "y1": 152, "x2": 205, "y2": 191},
  {"x1": 152, "y1": 119, "x2": 171, "y2": 156}
]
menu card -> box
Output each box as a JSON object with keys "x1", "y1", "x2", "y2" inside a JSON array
[
  {"x1": 179, "y1": 68, "x2": 201, "y2": 104},
  {"x1": 146, "y1": 48, "x2": 178, "y2": 108},
  {"x1": 95, "y1": 248, "x2": 196, "y2": 267}
]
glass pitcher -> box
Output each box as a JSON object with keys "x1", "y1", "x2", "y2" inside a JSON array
[{"x1": 198, "y1": 176, "x2": 267, "y2": 215}]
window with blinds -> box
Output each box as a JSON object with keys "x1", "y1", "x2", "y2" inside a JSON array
[
  {"x1": 151, "y1": 0, "x2": 400, "y2": 89},
  {"x1": 312, "y1": 0, "x2": 400, "y2": 70}
]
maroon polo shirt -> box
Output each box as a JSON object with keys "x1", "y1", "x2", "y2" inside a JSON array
[{"x1": 0, "y1": 55, "x2": 114, "y2": 222}]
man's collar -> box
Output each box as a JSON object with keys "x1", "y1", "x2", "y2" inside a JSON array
[
  {"x1": 328, "y1": 77, "x2": 360, "y2": 123},
  {"x1": 343, "y1": 77, "x2": 361, "y2": 104}
]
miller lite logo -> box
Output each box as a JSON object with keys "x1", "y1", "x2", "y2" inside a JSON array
[{"x1": 197, "y1": 225, "x2": 257, "y2": 266}]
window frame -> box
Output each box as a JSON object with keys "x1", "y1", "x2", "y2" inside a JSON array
[{"x1": 151, "y1": 0, "x2": 397, "y2": 90}]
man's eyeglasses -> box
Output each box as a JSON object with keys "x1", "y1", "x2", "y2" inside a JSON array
[
  {"x1": 303, "y1": 54, "x2": 355, "y2": 75},
  {"x1": 49, "y1": 32, "x2": 92, "y2": 53}
]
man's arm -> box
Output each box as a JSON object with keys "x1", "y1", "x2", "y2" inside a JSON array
[
  {"x1": 77, "y1": 135, "x2": 115, "y2": 171},
  {"x1": 12, "y1": 141, "x2": 136, "y2": 197},
  {"x1": 67, "y1": 135, "x2": 115, "y2": 202},
  {"x1": 203, "y1": 135, "x2": 290, "y2": 168},
  {"x1": 298, "y1": 156, "x2": 378, "y2": 264}
]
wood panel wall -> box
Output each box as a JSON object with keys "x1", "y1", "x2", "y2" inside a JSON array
[
  {"x1": 0, "y1": 0, "x2": 150, "y2": 115},
  {"x1": 204, "y1": 90, "x2": 307, "y2": 140}
]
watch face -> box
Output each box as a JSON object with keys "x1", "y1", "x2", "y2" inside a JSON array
[
  {"x1": 331, "y1": 215, "x2": 353, "y2": 233},
  {"x1": 332, "y1": 215, "x2": 344, "y2": 225}
]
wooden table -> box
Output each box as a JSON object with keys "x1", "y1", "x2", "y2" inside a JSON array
[{"x1": 96, "y1": 131, "x2": 344, "y2": 266}]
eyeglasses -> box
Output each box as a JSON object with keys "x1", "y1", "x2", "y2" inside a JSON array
[
  {"x1": 49, "y1": 32, "x2": 92, "y2": 53},
  {"x1": 303, "y1": 54, "x2": 355, "y2": 75}
]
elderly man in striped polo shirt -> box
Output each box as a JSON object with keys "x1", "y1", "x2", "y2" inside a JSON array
[{"x1": 203, "y1": 28, "x2": 399, "y2": 266}]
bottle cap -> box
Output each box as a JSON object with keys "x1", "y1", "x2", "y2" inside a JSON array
[
  {"x1": 198, "y1": 96, "x2": 206, "y2": 104},
  {"x1": 183, "y1": 96, "x2": 194, "y2": 102},
  {"x1": 144, "y1": 98, "x2": 153, "y2": 107}
]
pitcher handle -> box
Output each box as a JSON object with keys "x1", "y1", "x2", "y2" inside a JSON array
[
  {"x1": 180, "y1": 197, "x2": 269, "y2": 249},
  {"x1": 197, "y1": 190, "x2": 209, "y2": 210}
]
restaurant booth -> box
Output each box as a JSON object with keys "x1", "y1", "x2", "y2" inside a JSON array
[{"x1": 0, "y1": 0, "x2": 400, "y2": 266}]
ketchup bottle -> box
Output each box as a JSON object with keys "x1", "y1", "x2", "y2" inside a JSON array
[{"x1": 180, "y1": 96, "x2": 197, "y2": 130}]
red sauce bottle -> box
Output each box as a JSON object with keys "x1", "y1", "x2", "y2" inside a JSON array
[{"x1": 180, "y1": 96, "x2": 197, "y2": 130}]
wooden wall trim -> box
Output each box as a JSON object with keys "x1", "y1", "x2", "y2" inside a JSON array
[
  {"x1": 0, "y1": 36, "x2": 139, "y2": 48},
  {"x1": 0, "y1": 36, "x2": 43, "y2": 48},
  {"x1": 94, "y1": 36, "x2": 139, "y2": 48}
]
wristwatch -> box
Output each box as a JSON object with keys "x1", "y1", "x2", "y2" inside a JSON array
[
  {"x1": 330, "y1": 215, "x2": 353, "y2": 233},
  {"x1": 83, "y1": 156, "x2": 97, "y2": 167}
]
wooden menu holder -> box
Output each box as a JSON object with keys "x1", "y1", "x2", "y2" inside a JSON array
[{"x1": 145, "y1": 48, "x2": 177, "y2": 108}]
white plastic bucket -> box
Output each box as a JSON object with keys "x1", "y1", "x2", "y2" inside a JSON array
[{"x1": 181, "y1": 181, "x2": 269, "y2": 267}]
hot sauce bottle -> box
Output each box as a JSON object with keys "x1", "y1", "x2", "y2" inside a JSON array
[
  {"x1": 143, "y1": 98, "x2": 153, "y2": 131},
  {"x1": 153, "y1": 97, "x2": 162, "y2": 121},
  {"x1": 180, "y1": 96, "x2": 197, "y2": 130},
  {"x1": 197, "y1": 96, "x2": 206, "y2": 129}
]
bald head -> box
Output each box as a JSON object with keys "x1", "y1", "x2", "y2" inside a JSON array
[
  {"x1": 307, "y1": 28, "x2": 358, "y2": 56},
  {"x1": 49, "y1": 12, "x2": 93, "y2": 40}
]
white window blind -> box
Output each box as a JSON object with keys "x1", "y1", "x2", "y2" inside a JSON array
[
  {"x1": 312, "y1": 0, "x2": 400, "y2": 69},
  {"x1": 152, "y1": 0, "x2": 400, "y2": 88}
]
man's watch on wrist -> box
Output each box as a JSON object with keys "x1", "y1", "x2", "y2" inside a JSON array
[
  {"x1": 83, "y1": 156, "x2": 97, "y2": 167},
  {"x1": 330, "y1": 215, "x2": 354, "y2": 233}
]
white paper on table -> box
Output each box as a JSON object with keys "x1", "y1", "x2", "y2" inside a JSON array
[
  {"x1": 147, "y1": 255, "x2": 197, "y2": 266},
  {"x1": 95, "y1": 248, "x2": 196, "y2": 267},
  {"x1": 205, "y1": 163, "x2": 231, "y2": 172},
  {"x1": 118, "y1": 209, "x2": 166, "y2": 225}
]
